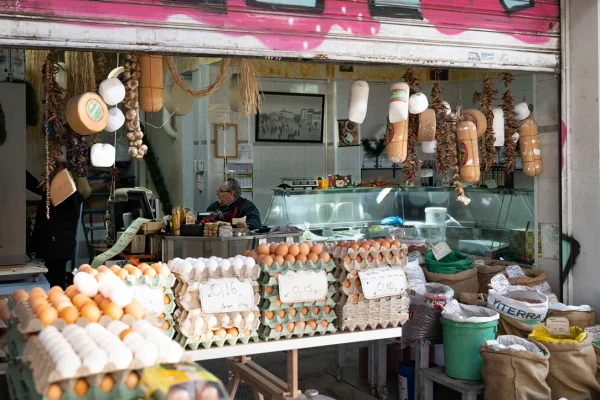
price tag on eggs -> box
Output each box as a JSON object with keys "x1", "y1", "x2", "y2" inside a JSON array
[
  {"x1": 585, "y1": 325, "x2": 600, "y2": 342},
  {"x1": 545, "y1": 317, "x2": 570, "y2": 336},
  {"x1": 430, "y1": 242, "x2": 451, "y2": 261},
  {"x1": 506, "y1": 265, "x2": 526, "y2": 278},
  {"x1": 358, "y1": 266, "x2": 407, "y2": 300},
  {"x1": 490, "y1": 273, "x2": 511, "y2": 294},
  {"x1": 132, "y1": 285, "x2": 164, "y2": 315},
  {"x1": 199, "y1": 278, "x2": 254, "y2": 314},
  {"x1": 278, "y1": 270, "x2": 328, "y2": 303}
]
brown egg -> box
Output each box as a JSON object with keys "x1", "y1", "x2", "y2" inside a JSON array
[
  {"x1": 158, "y1": 313, "x2": 166, "y2": 319},
  {"x1": 39, "y1": 307, "x2": 58, "y2": 326},
  {"x1": 104, "y1": 302, "x2": 124, "y2": 321},
  {"x1": 138, "y1": 263, "x2": 151, "y2": 271},
  {"x1": 352, "y1": 294, "x2": 360, "y2": 300},
  {"x1": 307, "y1": 320, "x2": 317, "y2": 330},
  {"x1": 274, "y1": 272, "x2": 280, "y2": 279},
  {"x1": 287, "y1": 303, "x2": 294, "y2": 307},
  {"x1": 59, "y1": 307, "x2": 80, "y2": 324},
  {"x1": 361, "y1": 242, "x2": 371, "y2": 251},
  {"x1": 265, "y1": 286, "x2": 274, "y2": 294},
  {"x1": 286, "y1": 322, "x2": 295, "y2": 332},
  {"x1": 265, "y1": 311, "x2": 274, "y2": 319},
  {"x1": 214, "y1": 328, "x2": 227, "y2": 338},
  {"x1": 355, "y1": 279, "x2": 362, "y2": 288},
  {"x1": 274, "y1": 299, "x2": 282, "y2": 307},
  {"x1": 288, "y1": 244, "x2": 300, "y2": 257},
  {"x1": 289, "y1": 308, "x2": 297, "y2": 317},
  {"x1": 356, "y1": 255, "x2": 363, "y2": 263},
  {"x1": 367, "y1": 254, "x2": 375, "y2": 263},
  {"x1": 226, "y1": 327, "x2": 239, "y2": 337},
  {"x1": 323, "y1": 306, "x2": 331, "y2": 314},
  {"x1": 119, "y1": 328, "x2": 134, "y2": 340},
  {"x1": 100, "y1": 375, "x2": 115, "y2": 393},
  {"x1": 376, "y1": 238, "x2": 384, "y2": 243},
  {"x1": 377, "y1": 253, "x2": 384, "y2": 262},
  {"x1": 344, "y1": 256, "x2": 351, "y2": 264},
  {"x1": 97, "y1": 265, "x2": 109, "y2": 273},
  {"x1": 125, "y1": 372, "x2": 139, "y2": 390},
  {"x1": 295, "y1": 321, "x2": 306, "y2": 330},
  {"x1": 310, "y1": 244, "x2": 323, "y2": 255},
  {"x1": 161, "y1": 320, "x2": 170, "y2": 330},
  {"x1": 143, "y1": 268, "x2": 157, "y2": 279},
  {"x1": 271, "y1": 255, "x2": 283, "y2": 267},
  {"x1": 278, "y1": 309, "x2": 286, "y2": 319},
  {"x1": 320, "y1": 320, "x2": 328, "y2": 328},
  {"x1": 12, "y1": 289, "x2": 29, "y2": 303},
  {"x1": 80, "y1": 303, "x2": 101, "y2": 323},
  {"x1": 74, "y1": 379, "x2": 89, "y2": 396},
  {"x1": 99, "y1": 298, "x2": 112, "y2": 311},
  {"x1": 301, "y1": 307, "x2": 309, "y2": 316},
  {"x1": 46, "y1": 384, "x2": 62, "y2": 400},
  {"x1": 298, "y1": 243, "x2": 310, "y2": 255},
  {"x1": 321, "y1": 296, "x2": 327, "y2": 302},
  {"x1": 343, "y1": 280, "x2": 351, "y2": 288},
  {"x1": 244, "y1": 330, "x2": 252, "y2": 336},
  {"x1": 130, "y1": 268, "x2": 143, "y2": 280},
  {"x1": 248, "y1": 251, "x2": 258, "y2": 260},
  {"x1": 32, "y1": 300, "x2": 51, "y2": 315},
  {"x1": 95, "y1": 272, "x2": 106, "y2": 282},
  {"x1": 242, "y1": 250, "x2": 252, "y2": 256},
  {"x1": 55, "y1": 300, "x2": 73, "y2": 313},
  {"x1": 312, "y1": 306, "x2": 319, "y2": 314},
  {"x1": 110, "y1": 265, "x2": 121, "y2": 273},
  {"x1": 307, "y1": 253, "x2": 319, "y2": 264},
  {"x1": 350, "y1": 243, "x2": 360, "y2": 251},
  {"x1": 380, "y1": 240, "x2": 391, "y2": 249},
  {"x1": 274, "y1": 324, "x2": 283, "y2": 332},
  {"x1": 30, "y1": 287, "x2": 46, "y2": 298},
  {"x1": 295, "y1": 254, "x2": 307, "y2": 264},
  {"x1": 371, "y1": 242, "x2": 381, "y2": 250},
  {"x1": 48, "y1": 286, "x2": 63, "y2": 297},
  {"x1": 65, "y1": 285, "x2": 79, "y2": 298},
  {"x1": 387, "y1": 252, "x2": 394, "y2": 260},
  {"x1": 269, "y1": 243, "x2": 280, "y2": 254},
  {"x1": 72, "y1": 293, "x2": 92, "y2": 309},
  {"x1": 262, "y1": 255, "x2": 274, "y2": 268},
  {"x1": 284, "y1": 254, "x2": 296, "y2": 265},
  {"x1": 117, "y1": 269, "x2": 129, "y2": 280},
  {"x1": 275, "y1": 243, "x2": 289, "y2": 257},
  {"x1": 164, "y1": 294, "x2": 171, "y2": 305},
  {"x1": 258, "y1": 244, "x2": 270, "y2": 255},
  {"x1": 93, "y1": 294, "x2": 105, "y2": 304},
  {"x1": 257, "y1": 254, "x2": 265, "y2": 262},
  {"x1": 391, "y1": 240, "x2": 401, "y2": 248},
  {"x1": 319, "y1": 252, "x2": 331, "y2": 263},
  {"x1": 158, "y1": 265, "x2": 171, "y2": 277}
]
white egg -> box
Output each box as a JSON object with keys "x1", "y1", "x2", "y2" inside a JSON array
[
  {"x1": 206, "y1": 315, "x2": 218, "y2": 329},
  {"x1": 107, "y1": 320, "x2": 129, "y2": 335},
  {"x1": 231, "y1": 258, "x2": 244, "y2": 271},
  {"x1": 192, "y1": 318, "x2": 204, "y2": 335},
  {"x1": 55, "y1": 355, "x2": 81, "y2": 378},
  {"x1": 39, "y1": 326, "x2": 60, "y2": 343},
  {"x1": 185, "y1": 257, "x2": 194, "y2": 263},
  {"x1": 220, "y1": 314, "x2": 231, "y2": 326},
  {"x1": 243, "y1": 257, "x2": 256, "y2": 268},
  {"x1": 122, "y1": 332, "x2": 145, "y2": 348},
  {"x1": 132, "y1": 319, "x2": 153, "y2": 335},
  {"x1": 110, "y1": 286, "x2": 134, "y2": 308},
  {"x1": 209, "y1": 256, "x2": 218, "y2": 261},
  {"x1": 83, "y1": 350, "x2": 108, "y2": 373},
  {"x1": 134, "y1": 344, "x2": 158, "y2": 366},
  {"x1": 183, "y1": 292, "x2": 193, "y2": 303},
  {"x1": 218, "y1": 259, "x2": 231, "y2": 269},
  {"x1": 108, "y1": 347, "x2": 133, "y2": 369},
  {"x1": 165, "y1": 342, "x2": 184, "y2": 363},
  {"x1": 245, "y1": 312, "x2": 255, "y2": 323},
  {"x1": 73, "y1": 272, "x2": 99, "y2": 297},
  {"x1": 206, "y1": 259, "x2": 219, "y2": 273},
  {"x1": 233, "y1": 313, "x2": 243, "y2": 326},
  {"x1": 84, "y1": 322, "x2": 104, "y2": 337},
  {"x1": 235, "y1": 255, "x2": 244, "y2": 259}
]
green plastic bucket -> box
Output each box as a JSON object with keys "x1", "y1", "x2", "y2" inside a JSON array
[{"x1": 440, "y1": 317, "x2": 498, "y2": 380}]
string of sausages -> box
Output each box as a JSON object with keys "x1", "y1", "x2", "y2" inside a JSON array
[
  {"x1": 479, "y1": 74, "x2": 498, "y2": 171},
  {"x1": 501, "y1": 73, "x2": 517, "y2": 172},
  {"x1": 123, "y1": 54, "x2": 147, "y2": 160},
  {"x1": 431, "y1": 82, "x2": 450, "y2": 184},
  {"x1": 401, "y1": 68, "x2": 420, "y2": 186},
  {"x1": 447, "y1": 108, "x2": 470, "y2": 205}
]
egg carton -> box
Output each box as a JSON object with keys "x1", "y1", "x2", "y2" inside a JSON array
[
  {"x1": 258, "y1": 320, "x2": 336, "y2": 340},
  {"x1": 258, "y1": 269, "x2": 336, "y2": 288},
  {"x1": 332, "y1": 243, "x2": 407, "y2": 260},
  {"x1": 174, "y1": 326, "x2": 260, "y2": 349},
  {"x1": 173, "y1": 262, "x2": 261, "y2": 286},
  {"x1": 157, "y1": 315, "x2": 176, "y2": 339},
  {"x1": 124, "y1": 273, "x2": 176, "y2": 289},
  {"x1": 175, "y1": 308, "x2": 260, "y2": 337},
  {"x1": 333, "y1": 248, "x2": 407, "y2": 272},
  {"x1": 14, "y1": 301, "x2": 159, "y2": 334},
  {"x1": 173, "y1": 281, "x2": 260, "y2": 312},
  {"x1": 334, "y1": 266, "x2": 409, "y2": 298},
  {"x1": 332, "y1": 291, "x2": 410, "y2": 332},
  {"x1": 258, "y1": 259, "x2": 335, "y2": 277},
  {"x1": 260, "y1": 305, "x2": 336, "y2": 327},
  {"x1": 258, "y1": 291, "x2": 336, "y2": 311}
]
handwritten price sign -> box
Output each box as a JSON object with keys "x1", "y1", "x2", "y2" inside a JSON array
[
  {"x1": 278, "y1": 270, "x2": 328, "y2": 303},
  {"x1": 358, "y1": 266, "x2": 407, "y2": 300},
  {"x1": 132, "y1": 285, "x2": 165, "y2": 315},
  {"x1": 199, "y1": 278, "x2": 254, "y2": 313}
]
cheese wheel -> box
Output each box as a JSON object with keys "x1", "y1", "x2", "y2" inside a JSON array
[
  {"x1": 457, "y1": 121, "x2": 480, "y2": 183},
  {"x1": 492, "y1": 107, "x2": 505, "y2": 146},
  {"x1": 519, "y1": 119, "x2": 542, "y2": 176},
  {"x1": 462, "y1": 109, "x2": 487, "y2": 138},
  {"x1": 417, "y1": 109, "x2": 436, "y2": 142},
  {"x1": 65, "y1": 93, "x2": 109, "y2": 135},
  {"x1": 389, "y1": 82, "x2": 409, "y2": 123},
  {"x1": 50, "y1": 169, "x2": 77, "y2": 207},
  {"x1": 408, "y1": 92, "x2": 428, "y2": 115},
  {"x1": 386, "y1": 120, "x2": 408, "y2": 163},
  {"x1": 138, "y1": 55, "x2": 164, "y2": 113},
  {"x1": 348, "y1": 80, "x2": 369, "y2": 124}
]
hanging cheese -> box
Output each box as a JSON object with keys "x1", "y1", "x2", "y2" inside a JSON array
[
  {"x1": 138, "y1": 54, "x2": 164, "y2": 113},
  {"x1": 50, "y1": 169, "x2": 77, "y2": 207},
  {"x1": 91, "y1": 143, "x2": 116, "y2": 168},
  {"x1": 228, "y1": 73, "x2": 241, "y2": 113},
  {"x1": 99, "y1": 78, "x2": 126, "y2": 106},
  {"x1": 417, "y1": 109, "x2": 436, "y2": 142},
  {"x1": 422, "y1": 140, "x2": 437, "y2": 154},
  {"x1": 389, "y1": 82, "x2": 409, "y2": 123},
  {"x1": 462, "y1": 109, "x2": 487, "y2": 138},
  {"x1": 457, "y1": 121, "x2": 480, "y2": 183},
  {"x1": 65, "y1": 93, "x2": 109, "y2": 135},
  {"x1": 105, "y1": 107, "x2": 125, "y2": 132},
  {"x1": 519, "y1": 119, "x2": 542, "y2": 177},
  {"x1": 164, "y1": 84, "x2": 194, "y2": 116},
  {"x1": 408, "y1": 92, "x2": 428, "y2": 115},
  {"x1": 492, "y1": 107, "x2": 505, "y2": 146},
  {"x1": 348, "y1": 80, "x2": 369, "y2": 124},
  {"x1": 386, "y1": 120, "x2": 408, "y2": 163},
  {"x1": 514, "y1": 102, "x2": 531, "y2": 121},
  {"x1": 442, "y1": 101, "x2": 451, "y2": 115}
]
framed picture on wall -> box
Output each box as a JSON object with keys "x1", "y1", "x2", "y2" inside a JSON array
[
  {"x1": 255, "y1": 92, "x2": 325, "y2": 144},
  {"x1": 337, "y1": 119, "x2": 359, "y2": 146},
  {"x1": 214, "y1": 123, "x2": 239, "y2": 158}
]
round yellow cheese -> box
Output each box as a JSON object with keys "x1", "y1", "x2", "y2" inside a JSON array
[{"x1": 66, "y1": 92, "x2": 109, "y2": 135}]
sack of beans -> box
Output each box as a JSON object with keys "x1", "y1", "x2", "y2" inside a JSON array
[
  {"x1": 529, "y1": 327, "x2": 600, "y2": 399},
  {"x1": 487, "y1": 286, "x2": 549, "y2": 323},
  {"x1": 505, "y1": 269, "x2": 548, "y2": 290},
  {"x1": 480, "y1": 336, "x2": 551, "y2": 400},
  {"x1": 594, "y1": 343, "x2": 600, "y2": 386},
  {"x1": 547, "y1": 303, "x2": 596, "y2": 329},
  {"x1": 423, "y1": 267, "x2": 478, "y2": 297},
  {"x1": 473, "y1": 258, "x2": 512, "y2": 293},
  {"x1": 458, "y1": 292, "x2": 488, "y2": 307}
]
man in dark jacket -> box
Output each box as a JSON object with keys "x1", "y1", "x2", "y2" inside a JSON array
[
  {"x1": 27, "y1": 171, "x2": 82, "y2": 289},
  {"x1": 207, "y1": 178, "x2": 261, "y2": 231}
]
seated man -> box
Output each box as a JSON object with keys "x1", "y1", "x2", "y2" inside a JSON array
[{"x1": 207, "y1": 178, "x2": 261, "y2": 230}]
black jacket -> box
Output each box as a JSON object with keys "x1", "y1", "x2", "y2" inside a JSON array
[
  {"x1": 27, "y1": 171, "x2": 82, "y2": 260},
  {"x1": 207, "y1": 197, "x2": 262, "y2": 231}
]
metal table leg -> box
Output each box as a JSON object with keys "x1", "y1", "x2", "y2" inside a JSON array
[
  {"x1": 368, "y1": 341, "x2": 376, "y2": 395},
  {"x1": 336, "y1": 344, "x2": 346, "y2": 381},
  {"x1": 376, "y1": 339, "x2": 388, "y2": 400},
  {"x1": 414, "y1": 339, "x2": 430, "y2": 400}
]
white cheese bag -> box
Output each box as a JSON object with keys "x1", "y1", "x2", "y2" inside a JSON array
[
  {"x1": 348, "y1": 80, "x2": 369, "y2": 124},
  {"x1": 487, "y1": 286, "x2": 548, "y2": 322}
]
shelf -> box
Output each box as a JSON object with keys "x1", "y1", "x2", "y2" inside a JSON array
[{"x1": 185, "y1": 327, "x2": 402, "y2": 361}]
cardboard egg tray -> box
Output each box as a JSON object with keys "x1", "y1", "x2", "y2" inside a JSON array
[
  {"x1": 175, "y1": 309, "x2": 261, "y2": 337},
  {"x1": 173, "y1": 263, "x2": 261, "y2": 286},
  {"x1": 258, "y1": 274, "x2": 336, "y2": 299},
  {"x1": 173, "y1": 281, "x2": 260, "y2": 311},
  {"x1": 174, "y1": 326, "x2": 260, "y2": 349},
  {"x1": 259, "y1": 305, "x2": 336, "y2": 328},
  {"x1": 14, "y1": 301, "x2": 159, "y2": 334},
  {"x1": 258, "y1": 320, "x2": 336, "y2": 341},
  {"x1": 332, "y1": 291, "x2": 410, "y2": 332},
  {"x1": 258, "y1": 291, "x2": 336, "y2": 311},
  {"x1": 157, "y1": 315, "x2": 176, "y2": 339},
  {"x1": 258, "y1": 259, "x2": 336, "y2": 277},
  {"x1": 334, "y1": 266, "x2": 408, "y2": 298},
  {"x1": 333, "y1": 247, "x2": 406, "y2": 272}
]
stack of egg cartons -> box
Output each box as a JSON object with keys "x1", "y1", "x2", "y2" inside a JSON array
[
  {"x1": 169, "y1": 256, "x2": 261, "y2": 348},
  {"x1": 255, "y1": 242, "x2": 337, "y2": 340},
  {"x1": 333, "y1": 239, "x2": 410, "y2": 331}
]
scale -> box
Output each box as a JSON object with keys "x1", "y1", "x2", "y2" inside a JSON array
[{"x1": 279, "y1": 177, "x2": 318, "y2": 189}]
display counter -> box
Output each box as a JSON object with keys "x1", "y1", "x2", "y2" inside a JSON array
[{"x1": 161, "y1": 232, "x2": 303, "y2": 262}]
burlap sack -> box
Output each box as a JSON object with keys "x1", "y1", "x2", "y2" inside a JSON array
[
  {"x1": 547, "y1": 308, "x2": 597, "y2": 329},
  {"x1": 480, "y1": 339, "x2": 551, "y2": 400},
  {"x1": 505, "y1": 269, "x2": 548, "y2": 288},
  {"x1": 477, "y1": 264, "x2": 508, "y2": 293},
  {"x1": 458, "y1": 292, "x2": 487, "y2": 307},
  {"x1": 423, "y1": 267, "x2": 478, "y2": 297},
  {"x1": 595, "y1": 344, "x2": 600, "y2": 386},
  {"x1": 537, "y1": 334, "x2": 600, "y2": 400}
]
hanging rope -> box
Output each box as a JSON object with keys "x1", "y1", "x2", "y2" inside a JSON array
[
  {"x1": 164, "y1": 56, "x2": 231, "y2": 98},
  {"x1": 239, "y1": 59, "x2": 262, "y2": 116}
]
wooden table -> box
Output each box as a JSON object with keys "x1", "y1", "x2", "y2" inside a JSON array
[{"x1": 92, "y1": 247, "x2": 157, "y2": 262}]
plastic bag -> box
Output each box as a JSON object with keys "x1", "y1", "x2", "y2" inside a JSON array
[
  {"x1": 529, "y1": 326, "x2": 588, "y2": 343},
  {"x1": 441, "y1": 301, "x2": 499, "y2": 323},
  {"x1": 485, "y1": 335, "x2": 543, "y2": 353},
  {"x1": 424, "y1": 249, "x2": 472, "y2": 274},
  {"x1": 404, "y1": 258, "x2": 426, "y2": 282},
  {"x1": 409, "y1": 283, "x2": 454, "y2": 310}
]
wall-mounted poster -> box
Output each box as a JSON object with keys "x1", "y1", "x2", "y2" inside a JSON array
[
  {"x1": 255, "y1": 92, "x2": 324, "y2": 144},
  {"x1": 337, "y1": 119, "x2": 359, "y2": 147}
]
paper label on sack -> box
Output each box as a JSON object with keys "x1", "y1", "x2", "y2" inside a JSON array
[
  {"x1": 358, "y1": 266, "x2": 407, "y2": 299},
  {"x1": 409, "y1": 279, "x2": 426, "y2": 294},
  {"x1": 443, "y1": 299, "x2": 463, "y2": 316},
  {"x1": 431, "y1": 242, "x2": 451, "y2": 260},
  {"x1": 490, "y1": 274, "x2": 511, "y2": 294},
  {"x1": 199, "y1": 278, "x2": 254, "y2": 313},
  {"x1": 278, "y1": 270, "x2": 328, "y2": 303},
  {"x1": 473, "y1": 259, "x2": 485, "y2": 267},
  {"x1": 536, "y1": 282, "x2": 552, "y2": 295},
  {"x1": 506, "y1": 265, "x2": 526, "y2": 278},
  {"x1": 585, "y1": 325, "x2": 600, "y2": 342},
  {"x1": 545, "y1": 317, "x2": 570, "y2": 335},
  {"x1": 547, "y1": 294, "x2": 559, "y2": 304},
  {"x1": 132, "y1": 285, "x2": 165, "y2": 315}
]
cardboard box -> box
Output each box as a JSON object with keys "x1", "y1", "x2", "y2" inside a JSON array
[
  {"x1": 142, "y1": 221, "x2": 166, "y2": 233},
  {"x1": 128, "y1": 235, "x2": 146, "y2": 254}
]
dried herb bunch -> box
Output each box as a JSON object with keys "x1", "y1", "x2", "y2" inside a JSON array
[
  {"x1": 66, "y1": 127, "x2": 89, "y2": 177},
  {"x1": 431, "y1": 81, "x2": 451, "y2": 183},
  {"x1": 92, "y1": 52, "x2": 107, "y2": 144},
  {"x1": 446, "y1": 108, "x2": 470, "y2": 205},
  {"x1": 501, "y1": 73, "x2": 517, "y2": 172},
  {"x1": 479, "y1": 74, "x2": 498, "y2": 170},
  {"x1": 401, "y1": 68, "x2": 421, "y2": 186},
  {"x1": 43, "y1": 51, "x2": 67, "y2": 219}
]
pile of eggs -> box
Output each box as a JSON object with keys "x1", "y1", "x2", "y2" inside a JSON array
[
  {"x1": 117, "y1": 319, "x2": 184, "y2": 364},
  {"x1": 337, "y1": 239, "x2": 402, "y2": 264},
  {"x1": 248, "y1": 242, "x2": 330, "y2": 268},
  {"x1": 78, "y1": 262, "x2": 170, "y2": 281},
  {"x1": 266, "y1": 317, "x2": 330, "y2": 334},
  {"x1": 168, "y1": 256, "x2": 256, "y2": 282},
  {"x1": 180, "y1": 312, "x2": 255, "y2": 340}
]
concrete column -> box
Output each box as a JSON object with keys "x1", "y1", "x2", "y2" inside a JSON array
[{"x1": 562, "y1": 1, "x2": 600, "y2": 307}]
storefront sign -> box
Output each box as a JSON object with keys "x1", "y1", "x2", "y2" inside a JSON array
[
  {"x1": 199, "y1": 278, "x2": 254, "y2": 313},
  {"x1": 358, "y1": 266, "x2": 406, "y2": 299}
]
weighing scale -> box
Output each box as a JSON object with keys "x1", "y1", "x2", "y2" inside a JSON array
[{"x1": 279, "y1": 177, "x2": 318, "y2": 189}]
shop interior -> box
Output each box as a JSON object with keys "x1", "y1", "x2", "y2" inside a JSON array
[{"x1": 0, "y1": 48, "x2": 577, "y2": 400}]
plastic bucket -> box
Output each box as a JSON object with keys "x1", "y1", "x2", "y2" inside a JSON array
[
  {"x1": 414, "y1": 222, "x2": 445, "y2": 243},
  {"x1": 397, "y1": 361, "x2": 437, "y2": 400},
  {"x1": 425, "y1": 207, "x2": 447, "y2": 224},
  {"x1": 440, "y1": 317, "x2": 498, "y2": 380}
]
